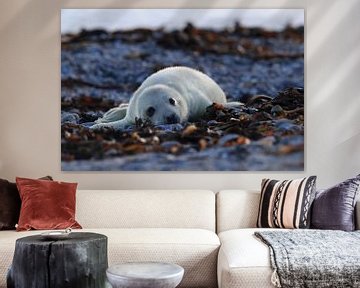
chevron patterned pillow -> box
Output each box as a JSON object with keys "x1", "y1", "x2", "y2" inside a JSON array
[{"x1": 257, "y1": 176, "x2": 317, "y2": 229}]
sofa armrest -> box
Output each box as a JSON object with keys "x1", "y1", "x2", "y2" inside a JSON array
[{"x1": 356, "y1": 200, "x2": 360, "y2": 230}]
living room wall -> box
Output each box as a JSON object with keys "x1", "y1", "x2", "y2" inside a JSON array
[{"x1": 0, "y1": 0, "x2": 359, "y2": 190}]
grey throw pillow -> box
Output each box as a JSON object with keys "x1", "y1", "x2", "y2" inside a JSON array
[{"x1": 311, "y1": 174, "x2": 360, "y2": 231}]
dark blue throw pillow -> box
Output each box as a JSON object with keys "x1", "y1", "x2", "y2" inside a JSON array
[{"x1": 311, "y1": 174, "x2": 360, "y2": 231}]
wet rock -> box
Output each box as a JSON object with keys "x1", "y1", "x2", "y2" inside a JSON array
[
  {"x1": 207, "y1": 120, "x2": 219, "y2": 126},
  {"x1": 80, "y1": 111, "x2": 103, "y2": 123},
  {"x1": 63, "y1": 29, "x2": 109, "y2": 43},
  {"x1": 218, "y1": 134, "x2": 251, "y2": 147},
  {"x1": 161, "y1": 141, "x2": 182, "y2": 154},
  {"x1": 118, "y1": 28, "x2": 154, "y2": 43},
  {"x1": 275, "y1": 119, "x2": 303, "y2": 134},
  {"x1": 155, "y1": 124, "x2": 184, "y2": 132},
  {"x1": 61, "y1": 112, "x2": 80, "y2": 124},
  {"x1": 104, "y1": 148, "x2": 120, "y2": 157},
  {"x1": 278, "y1": 135, "x2": 304, "y2": 146},
  {"x1": 81, "y1": 122, "x2": 95, "y2": 128},
  {"x1": 198, "y1": 139, "x2": 208, "y2": 150},
  {"x1": 244, "y1": 94, "x2": 272, "y2": 107},
  {"x1": 271, "y1": 87, "x2": 304, "y2": 110},
  {"x1": 218, "y1": 134, "x2": 239, "y2": 146},
  {"x1": 271, "y1": 105, "x2": 284, "y2": 116},
  {"x1": 256, "y1": 136, "x2": 276, "y2": 146},
  {"x1": 124, "y1": 51, "x2": 150, "y2": 60},
  {"x1": 131, "y1": 132, "x2": 147, "y2": 144},
  {"x1": 182, "y1": 124, "x2": 197, "y2": 136},
  {"x1": 151, "y1": 136, "x2": 160, "y2": 145}
]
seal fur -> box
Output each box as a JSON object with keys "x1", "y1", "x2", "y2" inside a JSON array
[{"x1": 91, "y1": 66, "x2": 241, "y2": 130}]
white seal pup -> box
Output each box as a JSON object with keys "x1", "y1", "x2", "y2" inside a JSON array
[{"x1": 91, "y1": 66, "x2": 242, "y2": 130}]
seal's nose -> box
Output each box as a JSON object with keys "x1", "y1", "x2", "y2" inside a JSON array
[{"x1": 166, "y1": 114, "x2": 179, "y2": 124}]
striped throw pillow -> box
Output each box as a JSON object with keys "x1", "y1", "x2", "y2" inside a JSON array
[{"x1": 257, "y1": 176, "x2": 317, "y2": 229}]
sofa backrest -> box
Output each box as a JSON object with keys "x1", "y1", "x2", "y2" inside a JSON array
[
  {"x1": 76, "y1": 190, "x2": 216, "y2": 231},
  {"x1": 217, "y1": 190, "x2": 360, "y2": 232},
  {"x1": 216, "y1": 190, "x2": 260, "y2": 233}
]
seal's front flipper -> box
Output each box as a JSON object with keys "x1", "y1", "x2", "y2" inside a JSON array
[
  {"x1": 90, "y1": 118, "x2": 130, "y2": 131},
  {"x1": 224, "y1": 101, "x2": 244, "y2": 109},
  {"x1": 95, "y1": 105, "x2": 128, "y2": 124}
]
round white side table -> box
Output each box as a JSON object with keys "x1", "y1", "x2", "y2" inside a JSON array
[{"x1": 106, "y1": 262, "x2": 184, "y2": 288}]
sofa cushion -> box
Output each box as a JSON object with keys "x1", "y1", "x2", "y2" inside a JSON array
[
  {"x1": 216, "y1": 190, "x2": 260, "y2": 233},
  {"x1": 76, "y1": 190, "x2": 216, "y2": 231},
  {"x1": 257, "y1": 177, "x2": 317, "y2": 229},
  {"x1": 218, "y1": 228, "x2": 280, "y2": 288},
  {"x1": 311, "y1": 174, "x2": 360, "y2": 231},
  {"x1": 0, "y1": 228, "x2": 220, "y2": 288},
  {"x1": 0, "y1": 176, "x2": 53, "y2": 230},
  {"x1": 0, "y1": 179, "x2": 20, "y2": 231},
  {"x1": 16, "y1": 177, "x2": 82, "y2": 231}
]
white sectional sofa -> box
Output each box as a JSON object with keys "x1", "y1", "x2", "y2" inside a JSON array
[
  {"x1": 216, "y1": 190, "x2": 360, "y2": 288},
  {"x1": 1, "y1": 189, "x2": 359, "y2": 288},
  {"x1": 0, "y1": 190, "x2": 219, "y2": 288}
]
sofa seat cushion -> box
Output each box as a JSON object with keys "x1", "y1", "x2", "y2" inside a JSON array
[
  {"x1": 218, "y1": 228, "x2": 283, "y2": 288},
  {"x1": 0, "y1": 228, "x2": 219, "y2": 288},
  {"x1": 105, "y1": 228, "x2": 220, "y2": 288}
]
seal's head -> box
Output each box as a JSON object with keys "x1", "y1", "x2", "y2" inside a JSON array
[{"x1": 136, "y1": 84, "x2": 188, "y2": 125}]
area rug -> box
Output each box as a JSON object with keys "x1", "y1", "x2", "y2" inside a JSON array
[{"x1": 255, "y1": 230, "x2": 360, "y2": 288}]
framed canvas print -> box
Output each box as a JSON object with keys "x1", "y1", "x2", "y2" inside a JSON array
[{"x1": 61, "y1": 9, "x2": 304, "y2": 171}]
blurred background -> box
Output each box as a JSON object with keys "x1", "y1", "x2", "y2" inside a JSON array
[{"x1": 61, "y1": 9, "x2": 304, "y2": 33}]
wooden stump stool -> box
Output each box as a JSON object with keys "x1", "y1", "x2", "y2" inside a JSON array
[{"x1": 7, "y1": 232, "x2": 108, "y2": 288}]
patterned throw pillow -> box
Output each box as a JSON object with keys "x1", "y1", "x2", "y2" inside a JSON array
[{"x1": 257, "y1": 176, "x2": 317, "y2": 229}]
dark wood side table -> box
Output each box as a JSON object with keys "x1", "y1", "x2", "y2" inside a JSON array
[{"x1": 7, "y1": 232, "x2": 108, "y2": 288}]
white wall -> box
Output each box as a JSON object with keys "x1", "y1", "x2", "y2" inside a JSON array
[{"x1": 0, "y1": 0, "x2": 359, "y2": 190}]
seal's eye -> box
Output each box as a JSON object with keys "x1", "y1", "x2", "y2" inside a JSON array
[
  {"x1": 146, "y1": 106, "x2": 155, "y2": 117},
  {"x1": 169, "y1": 98, "x2": 176, "y2": 106}
]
